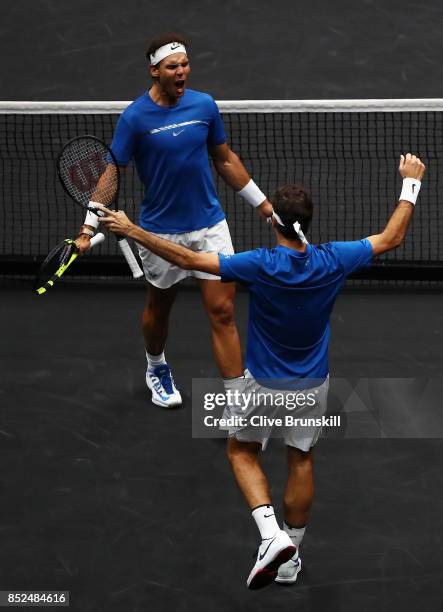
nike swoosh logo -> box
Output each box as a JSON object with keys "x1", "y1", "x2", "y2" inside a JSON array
[
  {"x1": 172, "y1": 129, "x2": 185, "y2": 136},
  {"x1": 263, "y1": 514, "x2": 275, "y2": 518},
  {"x1": 412, "y1": 183, "x2": 416, "y2": 193},
  {"x1": 170, "y1": 42, "x2": 180, "y2": 50},
  {"x1": 259, "y1": 537, "x2": 276, "y2": 560}
]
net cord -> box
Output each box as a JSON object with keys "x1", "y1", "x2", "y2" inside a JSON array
[{"x1": 2, "y1": 99, "x2": 443, "y2": 114}]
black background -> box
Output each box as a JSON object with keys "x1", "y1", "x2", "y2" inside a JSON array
[{"x1": 3, "y1": 0, "x2": 443, "y2": 101}]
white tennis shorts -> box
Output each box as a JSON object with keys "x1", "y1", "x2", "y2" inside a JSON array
[
  {"x1": 137, "y1": 219, "x2": 234, "y2": 289},
  {"x1": 223, "y1": 370, "x2": 330, "y2": 452}
]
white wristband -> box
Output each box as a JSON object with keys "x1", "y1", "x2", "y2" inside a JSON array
[
  {"x1": 83, "y1": 201, "x2": 101, "y2": 229},
  {"x1": 399, "y1": 178, "x2": 421, "y2": 206},
  {"x1": 237, "y1": 179, "x2": 267, "y2": 208},
  {"x1": 79, "y1": 227, "x2": 94, "y2": 237}
]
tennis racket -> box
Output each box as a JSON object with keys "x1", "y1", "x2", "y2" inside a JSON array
[
  {"x1": 56, "y1": 135, "x2": 144, "y2": 279},
  {"x1": 35, "y1": 232, "x2": 105, "y2": 295}
]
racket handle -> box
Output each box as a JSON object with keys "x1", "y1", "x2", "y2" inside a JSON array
[
  {"x1": 90, "y1": 232, "x2": 106, "y2": 248},
  {"x1": 118, "y1": 238, "x2": 144, "y2": 279}
]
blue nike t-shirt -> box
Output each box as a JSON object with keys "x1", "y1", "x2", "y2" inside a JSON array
[
  {"x1": 111, "y1": 89, "x2": 227, "y2": 233},
  {"x1": 219, "y1": 240, "x2": 373, "y2": 385}
]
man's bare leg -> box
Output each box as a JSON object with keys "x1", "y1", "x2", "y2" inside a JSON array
[
  {"x1": 142, "y1": 283, "x2": 178, "y2": 354},
  {"x1": 227, "y1": 438, "x2": 271, "y2": 508},
  {"x1": 198, "y1": 279, "x2": 243, "y2": 378},
  {"x1": 283, "y1": 446, "x2": 314, "y2": 529},
  {"x1": 274, "y1": 446, "x2": 313, "y2": 584}
]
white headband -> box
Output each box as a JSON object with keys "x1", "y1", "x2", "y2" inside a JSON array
[
  {"x1": 272, "y1": 210, "x2": 308, "y2": 245},
  {"x1": 150, "y1": 42, "x2": 187, "y2": 65}
]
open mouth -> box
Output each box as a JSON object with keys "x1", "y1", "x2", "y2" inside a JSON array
[{"x1": 175, "y1": 80, "x2": 185, "y2": 94}]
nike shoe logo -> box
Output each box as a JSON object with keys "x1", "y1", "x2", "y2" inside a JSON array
[
  {"x1": 172, "y1": 129, "x2": 185, "y2": 136},
  {"x1": 259, "y1": 537, "x2": 276, "y2": 560}
]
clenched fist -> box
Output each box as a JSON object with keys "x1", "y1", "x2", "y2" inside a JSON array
[{"x1": 399, "y1": 153, "x2": 426, "y2": 181}]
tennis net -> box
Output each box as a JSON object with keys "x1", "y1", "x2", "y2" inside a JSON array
[{"x1": 1, "y1": 99, "x2": 442, "y2": 281}]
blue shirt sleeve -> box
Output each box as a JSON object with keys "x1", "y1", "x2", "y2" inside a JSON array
[
  {"x1": 331, "y1": 239, "x2": 373, "y2": 275},
  {"x1": 207, "y1": 99, "x2": 227, "y2": 146},
  {"x1": 111, "y1": 114, "x2": 137, "y2": 166},
  {"x1": 219, "y1": 250, "x2": 262, "y2": 284}
]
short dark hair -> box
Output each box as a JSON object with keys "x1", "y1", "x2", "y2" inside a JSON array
[
  {"x1": 146, "y1": 32, "x2": 189, "y2": 63},
  {"x1": 271, "y1": 184, "x2": 313, "y2": 241}
]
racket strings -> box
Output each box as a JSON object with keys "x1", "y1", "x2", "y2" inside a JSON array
[
  {"x1": 58, "y1": 138, "x2": 118, "y2": 208},
  {"x1": 42, "y1": 240, "x2": 75, "y2": 271}
]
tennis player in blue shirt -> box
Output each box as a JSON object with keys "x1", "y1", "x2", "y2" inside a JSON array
[
  {"x1": 98, "y1": 153, "x2": 425, "y2": 589},
  {"x1": 76, "y1": 32, "x2": 272, "y2": 408}
]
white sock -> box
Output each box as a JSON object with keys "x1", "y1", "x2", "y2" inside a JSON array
[
  {"x1": 252, "y1": 505, "x2": 279, "y2": 540},
  {"x1": 283, "y1": 522, "x2": 306, "y2": 550},
  {"x1": 146, "y1": 350, "x2": 166, "y2": 370}
]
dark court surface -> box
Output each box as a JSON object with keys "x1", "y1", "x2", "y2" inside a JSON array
[
  {"x1": 1, "y1": 283, "x2": 443, "y2": 611},
  {"x1": 3, "y1": 0, "x2": 443, "y2": 101}
]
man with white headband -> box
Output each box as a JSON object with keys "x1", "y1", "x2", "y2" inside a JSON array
[
  {"x1": 97, "y1": 153, "x2": 426, "y2": 589},
  {"x1": 76, "y1": 32, "x2": 272, "y2": 408}
]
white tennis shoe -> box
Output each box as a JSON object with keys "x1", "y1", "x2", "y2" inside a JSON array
[
  {"x1": 146, "y1": 364, "x2": 182, "y2": 408},
  {"x1": 275, "y1": 552, "x2": 302, "y2": 584},
  {"x1": 247, "y1": 529, "x2": 296, "y2": 590}
]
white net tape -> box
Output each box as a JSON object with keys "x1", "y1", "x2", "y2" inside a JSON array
[{"x1": 1, "y1": 99, "x2": 443, "y2": 114}]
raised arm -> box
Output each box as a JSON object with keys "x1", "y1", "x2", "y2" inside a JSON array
[
  {"x1": 367, "y1": 154, "x2": 426, "y2": 256},
  {"x1": 208, "y1": 142, "x2": 273, "y2": 218},
  {"x1": 96, "y1": 205, "x2": 220, "y2": 275}
]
